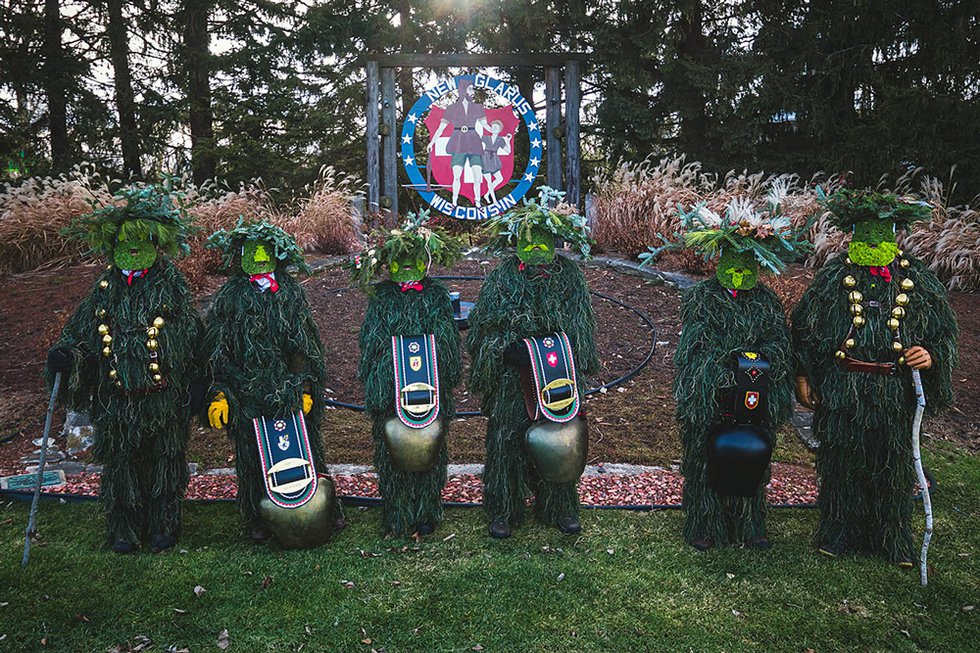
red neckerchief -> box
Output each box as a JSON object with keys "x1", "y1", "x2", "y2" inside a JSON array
[
  {"x1": 518, "y1": 261, "x2": 552, "y2": 278},
  {"x1": 125, "y1": 268, "x2": 149, "y2": 286},
  {"x1": 400, "y1": 281, "x2": 424, "y2": 292},
  {"x1": 727, "y1": 288, "x2": 738, "y2": 299},
  {"x1": 249, "y1": 273, "x2": 279, "y2": 293},
  {"x1": 868, "y1": 266, "x2": 892, "y2": 282}
]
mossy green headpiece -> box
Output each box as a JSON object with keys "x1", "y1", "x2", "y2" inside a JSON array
[
  {"x1": 819, "y1": 187, "x2": 932, "y2": 231},
  {"x1": 346, "y1": 210, "x2": 463, "y2": 288},
  {"x1": 68, "y1": 185, "x2": 194, "y2": 260},
  {"x1": 482, "y1": 186, "x2": 592, "y2": 259},
  {"x1": 675, "y1": 181, "x2": 808, "y2": 275},
  {"x1": 206, "y1": 219, "x2": 311, "y2": 275}
]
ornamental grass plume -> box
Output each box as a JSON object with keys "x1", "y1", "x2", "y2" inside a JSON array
[
  {"x1": 0, "y1": 165, "x2": 115, "y2": 274},
  {"x1": 287, "y1": 166, "x2": 363, "y2": 255}
]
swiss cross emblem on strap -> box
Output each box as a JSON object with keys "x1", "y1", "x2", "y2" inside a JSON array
[
  {"x1": 546, "y1": 352, "x2": 559, "y2": 367},
  {"x1": 745, "y1": 391, "x2": 760, "y2": 410}
]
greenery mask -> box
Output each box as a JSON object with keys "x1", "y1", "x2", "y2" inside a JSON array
[
  {"x1": 113, "y1": 226, "x2": 158, "y2": 270},
  {"x1": 241, "y1": 240, "x2": 278, "y2": 275},
  {"x1": 716, "y1": 248, "x2": 760, "y2": 290},
  {"x1": 389, "y1": 255, "x2": 427, "y2": 283},
  {"x1": 848, "y1": 220, "x2": 899, "y2": 267},
  {"x1": 517, "y1": 227, "x2": 556, "y2": 265}
]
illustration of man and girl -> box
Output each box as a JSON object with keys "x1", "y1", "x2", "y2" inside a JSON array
[{"x1": 429, "y1": 77, "x2": 513, "y2": 207}]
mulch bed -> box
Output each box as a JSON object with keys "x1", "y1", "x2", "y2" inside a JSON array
[{"x1": 42, "y1": 461, "x2": 818, "y2": 507}]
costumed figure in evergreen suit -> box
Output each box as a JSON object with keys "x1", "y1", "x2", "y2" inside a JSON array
[
  {"x1": 467, "y1": 188, "x2": 599, "y2": 538},
  {"x1": 45, "y1": 186, "x2": 202, "y2": 553},
  {"x1": 657, "y1": 186, "x2": 803, "y2": 551},
  {"x1": 203, "y1": 221, "x2": 343, "y2": 548},
  {"x1": 792, "y1": 189, "x2": 958, "y2": 566},
  {"x1": 349, "y1": 213, "x2": 463, "y2": 537}
]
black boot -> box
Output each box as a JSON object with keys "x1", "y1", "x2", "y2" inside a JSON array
[
  {"x1": 689, "y1": 537, "x2": 713, "y2": 552},
  {"x1": 111, "y1": 539, "x2": 137, "y2": 554},
  {"x1": 250, "y1": 525, "x2": 270, "y2": 544},
  {"x1": 416, "y1": 521, "x2": 435, "y2": 536},
  {"x1": 489, "y1": 519, "x2": 511, "y2": 539},
  {"x1": 557, "y1": 516, "x2": 581, "y2": 535},
  {"x1": 150, "y1": 533, "x2": 176, "y2": 553}
]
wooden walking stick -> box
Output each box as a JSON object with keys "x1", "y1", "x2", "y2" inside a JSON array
[
  {"x1": 22, "y1": 371, "x2": 61, "y2": 567},
  {"x1": 910, "y1": 368, "x2": 932, "y2": 586}
]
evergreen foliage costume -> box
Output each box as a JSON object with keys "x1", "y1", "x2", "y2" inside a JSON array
[
  {"x1": 349, "y1": 213, "x2": 463, "y2": 537},
  {"x1": 467, "y1": 188, "x2": 598, "y2": 538},
  {"x1": 45, "y1": 186, "x2": 202, "y2": 553},
  {"x1": 666, "y1": 188, "x2": 803, "y2": 550},
  {"x1": 792, "y1": 189, "x2": 958, "y2": 565},
  {"x1": 203, "y1": 220, "x2": 342, "y2": 547}
]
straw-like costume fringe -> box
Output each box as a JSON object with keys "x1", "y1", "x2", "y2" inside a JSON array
[
  {"x1": 47, "y1": 259, "x2": 201, "y2": 545},
  {"x1": 358, "y1": 278, "x2": 461, "y2": 536},
  {"x1": 203, "y1": 270, "x2": 340, "y2": 529},
  {"x1": 466, "y1": 255, "x2": 598, "y2": 527},
  {"x1": 674, "y1": 278, "x2": 793, "y2": 545},
  {"x1": 792, "y1": 254, "x2": 957, "y2": 561}
]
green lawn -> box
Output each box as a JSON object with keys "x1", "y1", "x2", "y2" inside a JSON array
[{"x1": 2, "y1": 444, "x2": 978, "y2": 653}]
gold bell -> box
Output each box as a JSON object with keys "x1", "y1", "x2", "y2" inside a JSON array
[
  {"x1": 848, "y1": 290, "x2": 863, "y2": 304},
  {"x1": 106, "y1": 264, "x2": 113, "y2": 270},
  {"x1": 98, "y1": 308, "x2": 107, "y2": 318},
  {"x1": 835, "y1": 350, "x2": 847, "y2": 360},
  {"x1": 887, "y1": 318, "x2": 900, "y2": 330},
  {"x1": 898, "y1": 249, "x2": 904, "y2": 256},
  {"x1": 892, "y1": 341, "x2": 904, "y2": 352},
  {"x1": 149, "y1": 362, "x2": 160, "y2": 372},
  {"x1": 146, "y1": 339, "x2": 159, "y2": 351},
  {"x1": 152, "y1": 374, "x2": 162, "y2": 383},
  {"x1": 844, "y1": 338, "x2": 856, "y2": 349},
  {"x1": 852, "y1": 315, "x2": 866, "y2": 327},
  {"x1": 891, "y1": 306, "x2": 906, "y2": 319},
  {"x1": 153, "y1": 316, "x2": 165, "y2": 329},
  {"x1": 842, "y1": 275, "x2": 857, "y2": 289},
  {"x1": 898, "y1": 356, "x2": 906, "y2": 365},
  {"x1": 108, "y1": 369, "x2": 117, "y2": 380},
  {"x1": 98, "y1": 324, "x2": 109, "y2": 335},
  {"x1": 102, "y1": 347, "x2": 112, "y2": 357},
  {"x1": 845, "y1": 257, "x2": 853, "y2": 266},
  {"x1": 99, "y1": 280, "x2": 109, "y2": 289},
  {"x1": 900, "y1": 258, "x2": 910, "y2": 269},
  {"x1": 850, "y1": 303, "x2": 863, "y2": 316},
  {"x1": 146, "y1": 326, "x2": 159, "y2": 338},
  {"x1": 895, "y1": 293, "x2": 909, "y2": 306},
  {"x1": 102, "y1": 334, "x2": 112, "y2": 345},
  {"x1": 900, "y1": 278, "x2": 914, "y2": 291}
]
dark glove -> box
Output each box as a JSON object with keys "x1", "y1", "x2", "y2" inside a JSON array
[
  {"x1": 188, "y1": 378, "x2": 207, "y2": 415},
  {"x1": 47, "y1": 346, "x2": 73, "y2": 374},
  {"x1": 503, "y1": 341, "x2": 531, "y2": 368}
]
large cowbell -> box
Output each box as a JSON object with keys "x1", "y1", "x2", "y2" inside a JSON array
[
  {"x1": 259, "y1": 476, "x2": 336, "y2": 549},
  {"x1": 253, "y1": 412, "x2": 335, "y2": 549},
  {"x1": 521, "y1": 333, "x2": 588, "y2": 484},
  {"x1": 384, "y1": 416, "x2": 446, "y2": 472},
  {"x1": 707, "y1": 424, "x2": 772, "y2": 497},
  {"x1": 386, "y1": 334, "x2": 444, "y2": 472},
  {"x1": 708, "y1": 352, "x2": 773, "y2": 497}
]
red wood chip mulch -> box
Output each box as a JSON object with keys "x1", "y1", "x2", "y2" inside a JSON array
[{"x1": 43, "y1": 462, "x2": 818, "y2": 507}]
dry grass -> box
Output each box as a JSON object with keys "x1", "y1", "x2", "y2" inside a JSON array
[
  {"x1": 0, "y1": 166, "x2": 115, "y2": 275},
  {"x1": 285, "y1": 166, "x2": 363, "y2": 255}
]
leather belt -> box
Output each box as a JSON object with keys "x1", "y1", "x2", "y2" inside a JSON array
[
  {"x1": 454, "y1": 126, "x2": 471, "y2": 133},
  {"x1": 838, "y1": 356, "x2": 896, "y2": 376}
]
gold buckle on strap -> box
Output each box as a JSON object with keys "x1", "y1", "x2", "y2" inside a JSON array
[
  {"x1": 540, "y1": 378, "x2": 576, "y2": 412},
  {"x1": 400, "y1": 382, "x2": 436, "y2": 416},
  {"x1": 266, "y1": 458, "x2": 314, "y2": 494}
]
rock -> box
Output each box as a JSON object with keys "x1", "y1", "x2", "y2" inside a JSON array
[
  {"x1": 187, "y1": 462, "x2": 199, "y2": 476},
  {"x1": 62, "y1": 411, "x2": 95, "y2": 457},
  {"x1": 45, "y1": 461, "x2": 87, "y2": 475}
]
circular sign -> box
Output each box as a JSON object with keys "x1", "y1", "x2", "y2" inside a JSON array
[{"x1": 401, "y1": 74, "x2": 543, "y2": 221}]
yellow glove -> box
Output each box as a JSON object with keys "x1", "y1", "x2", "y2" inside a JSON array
[
  {"x1": 208, "y1": 392, "x2": 229, "y2": 429},
  {"x1": 302, "y1": 393, "x2": 313, "y2": 415}
]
